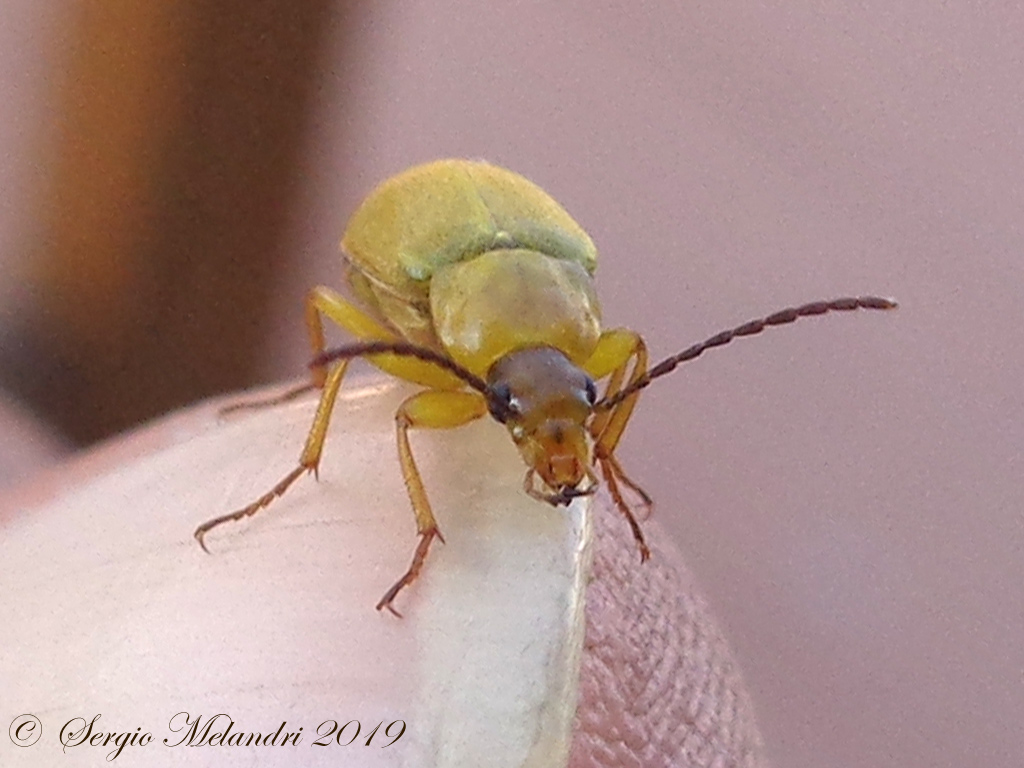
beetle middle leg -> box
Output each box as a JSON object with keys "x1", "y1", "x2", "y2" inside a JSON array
[
  {"x1": 377, "y1": 389, "x2": 489, "y2": 616},
  {"x1": 197, "y1": 287, "x2": 441, "y2": 548},
  {"x1": 583, "y1": 329, "x2": 652, "y2": 560},
  {"x1": 195, "y1": 357, "x2": 350, "y2": 550}
]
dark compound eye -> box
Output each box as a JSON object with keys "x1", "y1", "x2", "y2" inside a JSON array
[
  {"x1": 584, "y1": 377, "x2": 598, "y2": 406},
  {"x1": 488, "y1": 383, "x2": 514, "y2": 423}
]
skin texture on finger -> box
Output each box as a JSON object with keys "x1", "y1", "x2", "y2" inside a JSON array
[
  {"x1": 0, "y1": 378, "x2": 765, "y2": 767},
  {"x1": 572, "y1": 501, "x2": 766, "y2": 767}
]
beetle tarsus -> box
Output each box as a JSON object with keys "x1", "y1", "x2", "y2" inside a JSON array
[
  {"x1": 195, "y1": 529, "x2": 212, "y2": 555},
  {"x1": 638, "y1": 541, "x2": 652, "y2": 563},
  {"x1": 376, "y1": 527, "x2": 444, "y2": 617},
  {"x1": 193, "y1": 464, "x2": 310, "y2": 553}
]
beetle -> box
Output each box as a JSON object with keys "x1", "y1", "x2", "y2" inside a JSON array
[{"x1": 194, "y1": 158, "x2": 895, "y2": 614}]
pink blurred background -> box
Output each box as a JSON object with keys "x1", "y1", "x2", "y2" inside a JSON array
[{"x1": 2, "y1": 2, "x2": 1022, "y2": 766}]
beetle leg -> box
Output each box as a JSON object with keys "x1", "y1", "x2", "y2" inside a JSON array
[
  {"x1": 583, "y1": 329, "x2": 648, "y2": 453},
  {"x1": 603, "y1": 453, "x2": 653, "y2": 517},
  {"x1": 582, "y1": 329, "x2": 644, "y2": 443},
  {"x1": 219, "y1": 285, "x2": 395, "y2": 416},
  {"x1": 378, "y1": 389, "x2": 489, "y2": 616},
  {"x1": 582, "y1": 329, "x2": 653, "y2": 558},
  {"x1": 309, "y1": 286, "x2": 467, "y2": 391},
  {"x1": 599, "y1": 454, "x2": 652, "y2": 562},
  {"x1": 195, "y1": 357, "x2": 350, "y2": 550},
  {"x1": 304, "y1": 286, "x2": 398, "y2": 386},
  {"x1": 224, "y1": 286, "x2": 467, "y2": 418},
  {"x1": 200, "y1": 288, "x2": 471, "y2": 556}
]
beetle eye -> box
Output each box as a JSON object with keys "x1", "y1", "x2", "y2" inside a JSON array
[
  {"x1": 488, "y1": 383, "x2": 515, "y2": 423},
  {"x1": 584, "y1": 377, "x2": 598, "y2": 406}
]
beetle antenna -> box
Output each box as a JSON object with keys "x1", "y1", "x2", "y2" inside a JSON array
[
  {"x1": 595, "y1": 295, "x2": 897, "y2": 411},
  {"x1": 312, "y1": 340, "x2": 502, "y2": 408}
]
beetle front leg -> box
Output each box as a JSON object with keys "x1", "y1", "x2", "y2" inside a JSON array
[
  {"x1": 584, "y1": 329, "x2": 648, "y2": 454},
  {"x1": 601, "y1": 453, "x2": 653, "y2": 512},
  {"x1": 378, "y1": 390, "x2": 489, "y2": 616},
  {"x1": 583, "y1": 329, "x2": 653, "y2": 559},
  {"x1": 598, "y1": 455, "x2": 652, "y2": 562}
]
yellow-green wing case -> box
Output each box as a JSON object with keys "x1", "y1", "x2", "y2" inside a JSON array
[{"x1": 341, "y1": 159, "x2": 597, "y2": 311}]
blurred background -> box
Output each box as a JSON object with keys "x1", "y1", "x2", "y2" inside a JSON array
[{"x1": 1, "y1": 1, "x2": 1022, "y2": 766}]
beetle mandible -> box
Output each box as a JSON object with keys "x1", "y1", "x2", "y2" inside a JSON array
[{"x1": 194, "y1": 158, "x2": 896, "y2": 614}]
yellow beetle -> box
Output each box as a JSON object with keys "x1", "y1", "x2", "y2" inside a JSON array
[{"x1": 194, "y1": 159, "x2": 895, "y2": 614}]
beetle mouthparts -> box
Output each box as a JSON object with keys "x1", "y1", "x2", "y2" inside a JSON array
[{"x1": 552, "y1": 484, "x2": 596, "y2": 506}]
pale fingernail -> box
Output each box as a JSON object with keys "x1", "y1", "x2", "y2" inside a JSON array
[{"x1": 1, "y1": 377, "x2": 592, "y2": 767}]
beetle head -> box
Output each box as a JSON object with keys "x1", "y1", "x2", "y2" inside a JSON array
[{"x1": 487, "y1": 347, "x2": 598, "y2": 503}]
